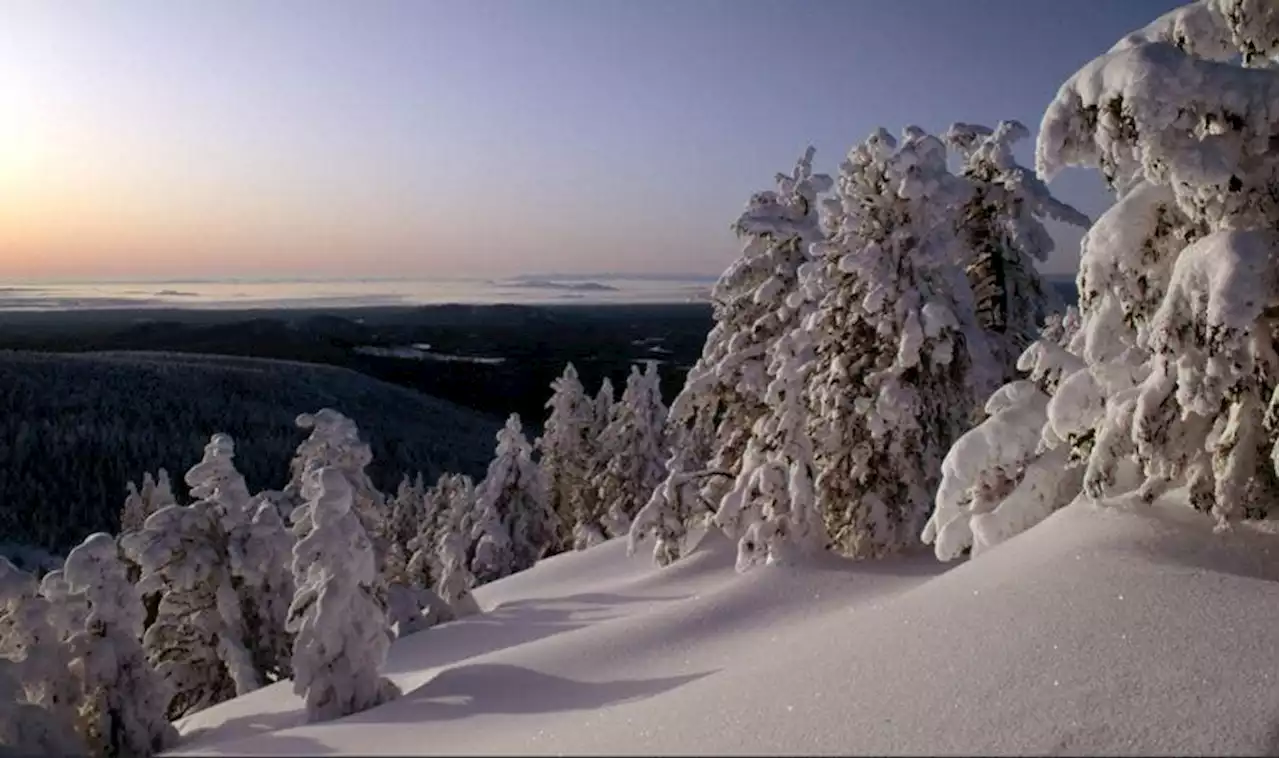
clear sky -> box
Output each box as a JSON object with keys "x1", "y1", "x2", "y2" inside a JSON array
[{"x1": 0, "y1": 0, "x2": 1182, "y2": 282}]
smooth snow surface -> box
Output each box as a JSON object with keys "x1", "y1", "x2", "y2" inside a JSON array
[{"x1": 170, "y1": 504, "x2": 1277, "y2": 756}]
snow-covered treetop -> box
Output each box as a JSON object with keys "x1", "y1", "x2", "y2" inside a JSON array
[
  {"x1": 291, "y1": 409, "x2": 374, "y2": 484},
  {"x1": 1037, "y1": 1, "x2": 1277, "y2": 229},
  {"x1": 945, "y1": 120, "x2": 1091, "y2": 237},
  {"x1": 185, "y1": 433, "x2": 252, "y2": 514},
  {"x1": 729, "y1": 146, "x2": 834, "y2": 247},
  {"x1": 538, "y1": 363, "x2": 591, "y2": 454},
  {"x1": 482, "y1": 414, "x2": 540, "y2": 489},
  {"x1": 62, "y1": 533, "x2": 143, "y2": 637}
]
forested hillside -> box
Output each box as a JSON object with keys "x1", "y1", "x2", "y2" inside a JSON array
[{"x1": 0, "y1": 350, "x2": 500, "y2": 552}]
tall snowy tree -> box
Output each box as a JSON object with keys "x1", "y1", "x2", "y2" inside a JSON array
[
  {"x1": 945, "y1": 120, "x2": 1090, "y2": 379},
  {"x1": 665, "y1": 148, "x2": 833, "y2": 518},
  {"x1": 120, "y1": 434, "x2": 259, "y2": 718},
  {"x1": 63, "y1": 533, "x2": 176, "y2": 758},
  {"x1": 287, "y1": 466, "x2": 399, "y2": 723},
  {"x1": 801, "y1": 127, "x2": 996, "y2": 559},
  {"x1": 287, "y1": 409, "x2": 391, "y2": 577},
  {"x1": 536, "y1": 363, "x2": 594, "y2": 554},
  {"x1": 593, "y1": 362, "x2": 669, "y2": 538},
  {"x1": 471, "y1": 414, "x2": 553, "y2": 582},
  {"x1": 923, "y1": 0, "x2": 1278, "y2": 557}
]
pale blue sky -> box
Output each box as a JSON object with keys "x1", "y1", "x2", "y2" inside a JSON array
[{"x1": 0, "y1": 0, "x2": 1181, "y2": 280}]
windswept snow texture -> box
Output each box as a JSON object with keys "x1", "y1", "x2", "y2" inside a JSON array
[{"x1": 168, "y1": 500, "x2": 1276, "y2": 756}]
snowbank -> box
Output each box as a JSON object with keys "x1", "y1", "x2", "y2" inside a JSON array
[{"x1": 169, "y1": 503, "x2": 1277, "y2": 756}]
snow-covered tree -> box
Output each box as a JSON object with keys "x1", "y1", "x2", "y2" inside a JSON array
[
  {"x1": 537, "y1": 363, "x2": 594, "y2": 554},
  {"x1": 287, "y1": 466, "x2": 398, "y2": 723},
  {"x1": 594, "y1": 362, "x2": 669, "y2": 537},
  {"x1": 922, "y1": 309, "x2": 1088, "y2": 559},
  {"x1": 434, "y1": 530, "x2": 480, "y2": 619},
  {"x1": 923, "y1": 0, "x2": 1278, "y2": 557},
  {"x1": 120, "y1": 470, "x2": 178, "y2": 534},
  {"x1": 574, "y1": 378, "x2": 618, "y2": 549},
  {"x1": 120, "y1": 434, "x2": 259, "y2": 718},
  {"x1": 228, "y1": 491, "x2": 295, "y2": 681},
  {"x1": 721, "y1": 328, "x2": 827, "y2": 569},
  {"x1": 63, "y1": 533, "x2": 176, "y2": 758},
  {"x1": 288, "y1": 409, "x2": 390, "y2": 575},
  {"x1": 0, "y1": 557, "x2": 84, "y2": 756},
  {"x1": 471, "y1": 414, "x2": 553, "y2": 582},
  {"x1": 405, "y1": 473, "x2": 470, "y2": 591},
  {"x1": 945, "y1": 120, "x2": 1090, "y2": 378},
  {"x1": 802, "y1": 127, "x2": 996, "y2": 559},
  {"x1": 666, "y1": 148, "x2": 833, "y2": 515}
]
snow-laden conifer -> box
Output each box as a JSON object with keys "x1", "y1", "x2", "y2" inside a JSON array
[
  {"x1": 666, "y1": 148, "x2": 832, "y2": 517},
  {"x1": 944, "y1": 120, "x2": 1089, "y2": 378},
  {"x1": 923, "y1": 0, "x2": 1278, "y2": 558},
  {"x1": 63, "y1": 533, "x2": 176, "y2": 758},
  {"x1": 537, "y1": 363, "x2": 594, "y2": 554},
  {"x1": 287, "y1": 466, "x2": 399, "y2": 723},
  {"x1": 0, "y1": 557, "x2": 84, "y2": 756},
  {"x1": 594, "y1": 362, "x2": 669, "y2": 537},
  {"x1": 803, "y1": 127, "x2": 995, "y2": 558},
  {"x1": 471, "y1": 414, "x2": 552, "y2": 582}
]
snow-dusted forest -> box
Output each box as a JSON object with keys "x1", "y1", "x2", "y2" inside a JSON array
[{"x1": 1, "y1": 1, "x2": 1276, "y2": 755}]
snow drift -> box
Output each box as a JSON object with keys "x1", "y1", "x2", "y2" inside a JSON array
[{"x1": 169, "y1": 498, "x2": 1276, "y2": 756}]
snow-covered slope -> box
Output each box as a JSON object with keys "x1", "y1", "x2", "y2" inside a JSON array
[{"x1": 170, "y1": 499, "x2": 1277, "y2": 756}]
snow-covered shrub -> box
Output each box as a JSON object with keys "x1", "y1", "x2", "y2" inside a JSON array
[
  {"x1": 287, "y1": 467, "x2": 399, "y2": 723},
  {"x1": 537, "y1": 363, "x2": 594, "y2": 554},
  {"x1": 803, "y1": 127, "x2": 995, "y2": 559},
  {"x1": 945, "y1": 120, "x2": 1089, "y2": 378},
  {"x1": 63, "y1": 533, "x2": 177, "y2": 758},
  {"x1": 593, "y1": 362, "x2": 669, "y2": 537},
  {"x1": 471, "y1": 414, "x2": 553, "y2": 582}
]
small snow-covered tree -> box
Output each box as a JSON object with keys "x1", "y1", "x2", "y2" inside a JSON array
[
  {"x1": 574, "y1": 378, "x2": 618, "y2": 549},
  {"x1": 120, "y1": 470, "x2": 177, "y2": 534},
  {"x1": 0, "y1": 557, "x2": 84, "y2": 756},
  {"x1": 405, "y1": 473, "x2": 470, "y2": 591},
  {"x1": 945, "y1": 120, "x2": 1090, "y2": 378},
  {"x1": 287, "y1": 466, "x2": 399, "y2": 723},
  {"x1": 537, "y1": 363, "x2": 594, "y2": 554},
  {"x1": 471, "y1": 414, "x2": 553, "y2": 581},
  {"x1": 434, "y1": 530, "x2": 480, "y2": 618},
  {"x1": 802, "y1": 127, "x2": 996, "y2": 559},
  {"x1": 63, "y1": 533, "x2": 176, "y2": 758},
  {"x1": 593, "y1": 362, "x2": 669, "y2": 537}
]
